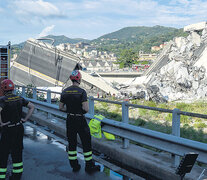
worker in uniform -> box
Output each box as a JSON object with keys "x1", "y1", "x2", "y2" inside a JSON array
[
  {"x1": 0, "y1": 79, "x2": 35, "y2": 180},
  {"x1": 59, "y1": 70, "x2": 100, "y2": 173}
]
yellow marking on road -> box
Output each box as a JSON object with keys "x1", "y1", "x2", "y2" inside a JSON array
[{"x1": 12, "y1": 62, "x2": 64, "y2": 86}]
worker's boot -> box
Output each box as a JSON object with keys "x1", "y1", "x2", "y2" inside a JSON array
[
  {"x1": 72, "y1": 163, "x2": 81, "y2": 172},
  {"x1": 9, "y1": 173, "x2": 22, "y2": 180},
  {"x1": 85, "y1": 160, "x2": 100, "y2": 174},
  {"x1": 70, "y1": 160, "x2": 81, "y2": 172}
]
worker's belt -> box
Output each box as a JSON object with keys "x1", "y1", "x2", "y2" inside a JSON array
[
  {"x1": 7, "y1": 122, "x2": 22, "y2": 128},
  {"x1": 68, "y1": 113, "x2": 83, "y2": 117}
]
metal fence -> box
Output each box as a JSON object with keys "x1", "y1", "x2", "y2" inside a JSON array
[{"x1": 14, "y1": 85, "x2": 207, "y2": 167}]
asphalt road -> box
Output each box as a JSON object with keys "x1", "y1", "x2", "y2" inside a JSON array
[{"x1": 4, "y1": 126, "x2": 115, "y2": 180}]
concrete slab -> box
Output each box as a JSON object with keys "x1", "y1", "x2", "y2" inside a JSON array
[{"x1": 184, "y1": 22, "x2": 207, "y2": 32}]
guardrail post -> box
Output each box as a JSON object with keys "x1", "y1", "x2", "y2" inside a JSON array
[
  {"x1": 122, "y1": 101, "x2": 129, "y2": 149},
  {"x1": 13, "y1": 86, "x2": 17, "y2": 95},
  {"x1": 172, "y1": 108, "x2": 181, "y2": 167},
  {"x1": 47, "y1": 90, "x2": 52, "y2": 119},
  {"x1": 22, "y1": 87, "x2": 26, "y2": 97},
  {"x1": 89, "y1": 96, "x2": 94, "y2": 116},
  {"x1": 33, "y1": 88, "x2": 37, "y2": 100}
]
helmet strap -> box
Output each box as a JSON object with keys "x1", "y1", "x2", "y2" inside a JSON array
[
  {"x1": 72, "y1": 80, "x2": 80, "y2": 85},
  {"x1": 4, "y1": 90, "x2": 13, "y2": 96}
]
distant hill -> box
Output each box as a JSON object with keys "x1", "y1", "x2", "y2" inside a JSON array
[
  {"x1": 43, "y1": 35, "x2": 90, "y2": 46},
  {"x1": 11, "y1": 35, "x2": 91, "y2": 55},
  {"x1": 12, "y1": 35, "x2": 90, "y2": 48},
  {"x1": 12, "y1": 26, "x2": 188, "y2": 56},
  {"x1": 95, "y1": 25, "x2": 181, "y2": 41},
  {"x1": 12, "y1": 42, "x2": 25, "y2": 48},
  {"x1": 92, "y1": 25, "x2": 188, "y2": 53}
]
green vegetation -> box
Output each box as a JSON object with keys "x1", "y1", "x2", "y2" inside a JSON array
[
  {"x1": 45, "y1": 35, "x2": 90, "y2": 46},
  {"x1": 117, "y1": 49, "x2": 138, "y2": 67},
  {"x1": 94, "y1": 99, "x2": 207, "y2": 143},
  {"x1": 93, "y1": 25, "x2": 188, "y2": 67},
  {"x1": 94, "y1": 26, "x2": 187, "y2": 54},
  {"x1": 13, "y1": 25, "x2": 188, "y2": 66}
]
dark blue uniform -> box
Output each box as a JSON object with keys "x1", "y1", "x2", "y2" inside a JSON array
[
  {"x1": 60, "y1": 85, "x2": 93, "y2": 169},
  {"x1": 0, "y1": 92, "x2": 29, "y2": 180}
]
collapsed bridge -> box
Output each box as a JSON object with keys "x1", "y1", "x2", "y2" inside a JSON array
[{"x1": 11, "y1": 38, "x2": 119, "y2": 96}]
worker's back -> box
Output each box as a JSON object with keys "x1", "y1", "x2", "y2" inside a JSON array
[
  {"x1": 60, "y1": 85, "x2": 87, "y2": 114},
  {"x1": 0, "y1": 93, "x2": 28, "y2": 124}
]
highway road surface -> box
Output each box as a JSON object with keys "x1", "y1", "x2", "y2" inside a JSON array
[{"x1": 4, "y1": 125, "x2": 124, "y2": 180}]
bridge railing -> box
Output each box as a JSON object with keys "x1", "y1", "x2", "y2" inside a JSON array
[{"x1": 14, "y1": 85, "x2": 207, "y2": 167}]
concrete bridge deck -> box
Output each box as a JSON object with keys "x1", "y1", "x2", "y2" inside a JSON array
[{"x1": 11, "y1": 39, "x2": 119, "y2": 95}]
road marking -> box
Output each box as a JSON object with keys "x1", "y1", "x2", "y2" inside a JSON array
[
  {"x1": 12, "y1": 62, "x2": 64, "y2": 86},
  {"x1": 16, "y1": 80, "x2": 25, "y2": 86}
]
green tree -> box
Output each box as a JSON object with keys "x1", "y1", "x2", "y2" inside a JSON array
[{"x1": 117, "y1": 49, "x2": 138, "y2": 68}]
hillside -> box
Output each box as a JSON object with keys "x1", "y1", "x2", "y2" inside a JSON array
[
  {"x1": 44, "y1": 35, "x2": 90, "y2": 46},
  {"x1": 12, "y1": 26, "x2": 188, "y2": 56},
  {"x1": 92, "y1": 25, "x2": 188, "y2": 54}
]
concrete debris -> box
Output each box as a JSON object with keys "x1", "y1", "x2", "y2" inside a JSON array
[
  {"x1": 146, "y1": 85, "x2": 168, "y2": 103},
  {"x1": 184, "y1": 21, "x2": 207, "y2": 32},
  {"x1": 135, "y1": 91, "x2": 146, "y2": 100},
  {"x1": 119, "y1": 22, "x2": 207, "y2": 102}
]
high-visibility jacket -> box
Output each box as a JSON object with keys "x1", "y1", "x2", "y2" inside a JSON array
[
  {"x1": 88, "y1": 118, "x2": 102, "y2": 138},
  {"x1": 89, "y1": 114, "x2": 115, "y2": 140}
]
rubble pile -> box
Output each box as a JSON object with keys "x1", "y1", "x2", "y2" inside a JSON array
[{"x1": 120, "y1": 22, "x2": 207, "y2": 102}]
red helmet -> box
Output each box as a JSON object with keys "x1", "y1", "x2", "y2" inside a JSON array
[
  {"x1": 70, "y1": 70, "x2": 81, "y2": 82},
  {"x1": 1, "y1": 79, "x2": 14, "y2": 91}
]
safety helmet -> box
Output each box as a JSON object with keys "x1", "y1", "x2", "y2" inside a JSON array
[
  {"x1": 1, "y1": 79, "x2": 14, "y2": 91},
  {"x1": 70, "y1": 70, "x2": 81, "y2": 82}
]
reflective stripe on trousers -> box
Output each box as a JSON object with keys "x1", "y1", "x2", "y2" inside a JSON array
[
  {"x1": 68, "y1": 151, "x2": 77, "y2": 160},
  {"x1": 0, "y1": 168, "x2": 7, "y2": 179},
  {"x1": 12, "y1": 162, "x2": 23, "y2": 174},
  {"x1": 83, "y1": 151, "x2": 92, "y2": 161}
]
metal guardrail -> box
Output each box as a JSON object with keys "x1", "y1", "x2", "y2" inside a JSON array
[{"x1": 14, "y1": 85, "x2": 207, "y2": 167}]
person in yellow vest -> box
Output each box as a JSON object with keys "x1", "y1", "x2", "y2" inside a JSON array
[
  {"x1": 59, "y1": 70, "x2": 100, "y2": 173},
  {"x1": 89, "y1": 114, "x2": 115, "y2": 140}
]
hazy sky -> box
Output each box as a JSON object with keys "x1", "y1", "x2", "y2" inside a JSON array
[{"x1": 1, "y1": 0, "x2": 207, "y2": 44}]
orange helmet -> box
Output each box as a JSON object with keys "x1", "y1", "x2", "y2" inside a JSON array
[
  {"x1": 1, "y1": 79, "x2": 14, "y2": 91},
  {"x1": 70, "y1": 70, "x2": 81, "y2": 82}
]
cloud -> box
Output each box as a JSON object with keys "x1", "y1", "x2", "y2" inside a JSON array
[
  {"x1": 10, "y1": 0, "x2": 64, "y2": 18},
  {"x1": 59, "y1": 0, "x2": 207, "y2": 24},
  {"x1": 3, "y1": 0, "x2": 207, "y2": 43},
  {"x1": 170, "y1": 0, "x2": 190, "y2": 5},
  {"x1": 37, "y1": 25, "x2": 55, "y2": 38}
]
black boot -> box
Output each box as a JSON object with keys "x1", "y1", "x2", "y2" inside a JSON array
[
  {"x1": 70, "y1": 160, "x2": 81, "y2": 172},
  {"x1": 85, "y1": 161, "x2": 100, "y2": 174},
  {"x1": 72, "y1": 163, "x2": 81, "y2": 172},
  {"x1": 9, "y1": 173, "x2": 22, "y2": 180}
]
